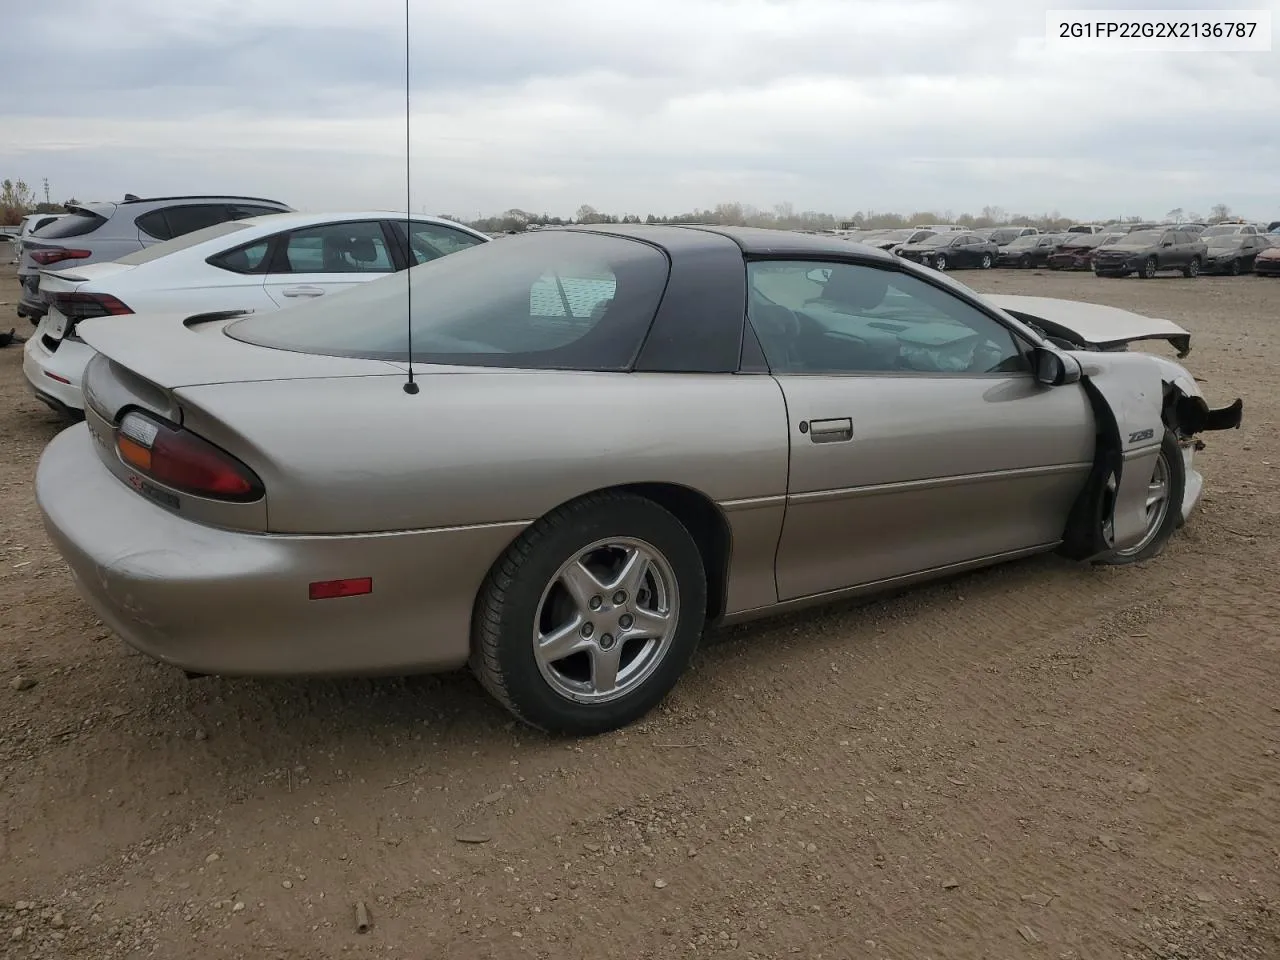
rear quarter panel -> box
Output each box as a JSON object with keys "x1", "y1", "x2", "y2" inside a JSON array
[{"x1": 175, "y1": 370, "x2": 791, "y2": 532}]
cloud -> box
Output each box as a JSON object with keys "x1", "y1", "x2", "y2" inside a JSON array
[{"x1": 3, "y1": 0, "x2": 1278, "y2": 220}]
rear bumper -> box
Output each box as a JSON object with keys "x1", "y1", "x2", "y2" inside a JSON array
[
  {"x1": 36, "y1": 425, "x2": 523, "y2": 677},
  {"x1": 22, "y1": 324, "x2": 91, "y2": 413}
]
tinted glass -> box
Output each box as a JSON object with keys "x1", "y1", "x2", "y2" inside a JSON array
[
  {"x1": 208, "y1": 240, "x2": 271, "y2": 274},
  {"x1": 34, "y1": 209, "x2": 108, "y2": 239},
  {"x1": 161, "y1": 204, "x2": 236, "y2": 238},
  {"x1": 1007, "y1": 236, "x2": 1038, "y2": 249},
  {"x1": 227, "y1": 231, "x2": 669, "y2": 370},
  {"x1": 1121, "y1": 230, "x2": 1163, "y2": 245},
  {"x1": 917, "y1": 234, "x2": 955, "y2": 247},
  {"x1": 989, "y1": 228, "x2": 1021, "y2": 243},
  {"x1": 274, "y1": 221, "x2": 392, "y2": 274},
  {"x1": 747, "y1": 261, "x2": 1024, "y2": 375},
  {"x1": 395, "y1": 221, "x2": 487, "y2": 264},
  {"x1": 115, "y1": 221, "x2": 254, "y2": 266},
  {"x1": 228, "y1": 204, "x2": 288, "y2": 219}
]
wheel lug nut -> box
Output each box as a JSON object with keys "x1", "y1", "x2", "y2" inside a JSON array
[
  {"x1": 619, "y1": 614, "x2": 634, "y2": 629},
  {"x1": 580, "y1": 622, "x2": 594, "y2": 638},
  {"x1": 613, "y1": 591, "x2": 627, "y2": 604},
  {"x1": 589, "y1": 596, "x2": 602, "y2": 611},
  {"x1": 600, "y1": 634, "x2": 615, "y2": 650}
]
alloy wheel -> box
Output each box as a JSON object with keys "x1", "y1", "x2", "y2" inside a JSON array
[
  {"x1": 532, "y1": 537, "x2": 679, "y2": 704},
  {"x1": 1109, "y1": 452, "x2": 1172, "y2": 558}
]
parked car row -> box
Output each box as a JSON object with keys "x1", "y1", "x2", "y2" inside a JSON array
[
  {"x1": 837, "y1": 219, "x2": 1280, "y2": 278},
  {"x1": 19, "y1": 197, "x2": 490, "y2": 417}
]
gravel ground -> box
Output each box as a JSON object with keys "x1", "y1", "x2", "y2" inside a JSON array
[{"x1": 1, "y1": 263, "x2": 1278, "y2": 960}]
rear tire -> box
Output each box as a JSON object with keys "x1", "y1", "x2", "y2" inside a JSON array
[
  {"x1": 1096, "y1": 430, "x2": 1185, "y2": 566},
  {"x1": 471, "y1": 491, "x2": 707, "y2": 735}
]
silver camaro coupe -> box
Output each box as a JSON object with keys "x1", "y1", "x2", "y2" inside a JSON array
[{"x1": 36, "y1": 226, "x2": 1243, "y2": 734}]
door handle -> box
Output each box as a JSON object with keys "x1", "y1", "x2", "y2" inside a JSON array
[
  {"x1": 281, "y1": 285, "x2": 325, "y2": 298},
  {"x1": 806, "y1": 417, "x2": 854, "y2": 443}
]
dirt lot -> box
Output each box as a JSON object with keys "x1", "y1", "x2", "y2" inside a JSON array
[{"x1": 1, "y1": 262, "x2": 1278, "y2": 960}]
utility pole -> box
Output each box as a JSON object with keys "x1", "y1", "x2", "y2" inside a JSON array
[{"x1": 43, "y1": 178, "x2": 50, "y2": 205}]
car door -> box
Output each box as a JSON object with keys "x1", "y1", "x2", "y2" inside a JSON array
[
  {"x1": 747, "y1": 259, "x2": 1096, "y2": 600},
  {"x1": 261, "y1": 220, "x2": 395, "y2": 307}
]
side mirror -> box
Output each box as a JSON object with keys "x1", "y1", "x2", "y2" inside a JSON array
[
  {"x1": 1034, "y1": 348, "x2": 1082, "y2": 386},
  {"x1": 806, "y1": 267, "x2": 832, "y2": 283}
]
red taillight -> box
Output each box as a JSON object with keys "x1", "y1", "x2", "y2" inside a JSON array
[
  {"x1": 31, "y1": 248, "x2": 92, "y2": 266},
  {"x1": 115, "y1": 411, "x2": 263, "y2": 502},
  {"x1": 308, "y1": 578, "x2": 373, "y2": 601},
  {"x1": 48, "y1": 292, "x2": 134, "y2": 320}
]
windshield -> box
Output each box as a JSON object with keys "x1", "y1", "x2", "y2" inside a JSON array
[
  {"x1": 988, "y1": 229, "x2": 1023, "y2": 243},
  {"x1": 1117, "y1": 230, "x2": 1163, "y2": 245},
  {"x1": 1201, "y1": 225, "x2": 1241, "y2": 237},
  {"x1": 114, "y1": 221, "x2": 255, "y2": 266},
  {"x1": 916, "y1": 233, "x2": 956, "y2": 248},
  {"x1": 1006, "y1": 235, "x2": 1038, "y2": 249},
  {"x1": 875, "y1": 229, "x2": 913, "y2": 242},
  {"x1": 227, "y1": 230, "x2": 669, "y2": 370},
  {"x1": 1206, "y1": 235, "x2": 1246, "y2": 248}
]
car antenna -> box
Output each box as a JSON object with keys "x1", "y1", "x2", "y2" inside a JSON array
[{"x1": 402, "y1": 0, "x2": 419, "y2": 395}]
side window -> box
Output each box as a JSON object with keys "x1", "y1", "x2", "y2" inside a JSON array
[
  {"x1": 1242, "y1": 226, "x2": 1257, "y2": 235},
  {"x1": 158, "y1": 204, "x2": 236, "y2": 239},
  {"x1": 746, "y1": 261, "x2": 1026, "y2": 376},
  {"x1": 227, "y1": 204, "x2": 285, "y2": 220},
  {"x1": 274, "y1": 221, "x2": 393, "y2": 274},
  {"x1": 135, "y1": 209, "x2": 173, "y2": 241},
  {"x1": 208, "y1": 240, "x2": 272, "y2": 275},
  {"x1": 399, "y1": 222, "x2": 486, "y2": 265}
]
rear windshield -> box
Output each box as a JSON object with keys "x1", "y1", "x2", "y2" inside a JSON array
[
  {"x1": 226, "y1": 230, "x2": 671, "y2": 370},
  {"x1": 33, "y1": 208, "x2": 110, "y2": 239},
  {"x1": 115, "y1": 221, "x2": 254, "y2": 266}
]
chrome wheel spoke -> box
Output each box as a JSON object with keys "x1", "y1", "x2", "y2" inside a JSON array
[
  {"x1": 590, "y1": 644, "x2": 622, "y2": 694},
  {"x1": 537, "y1": 617, "x2": 588, "y2": 662},
  {"x1": 609, "y1": 546, "x2": 651, "y2": 599},
  {"x1": 627, "y1": 606, "x2": 670, "y2": 640},
  {"x1": 1146, "y1": 480, "x2": 1168, "y2": 510},
  {"x1": 559, "y1": 560, "x2": 608, "y2": 615}
]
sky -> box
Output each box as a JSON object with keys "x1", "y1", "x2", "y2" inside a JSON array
[{"x1": 5, "y1": 0, "x2": 1279, "y2": 222}]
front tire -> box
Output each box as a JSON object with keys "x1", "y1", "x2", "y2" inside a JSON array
[
  {"x1": 1183, "y1": 257, "x2": 1201, "y2": 278},
  {"x1": 933, "y1": 254, "x2": 947, "y2": 272},
  {"x1": 1096, "y1": 430, "x2": 1185, "y2": 566},
  {"x1": 1229, "y1": 258, "x2": 1242, "y2": 276},
  {"x1": 1140, "y1": 256, "x2": 1158, "y2": 279},
  {"x1": 471, "y1": 491, "x2": 707, "y2": 735},
  {"x1": 980, "y1": 253, "x2": 993, "y2": 269}
]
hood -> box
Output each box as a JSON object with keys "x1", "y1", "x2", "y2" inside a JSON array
[
  {"x1": 982, "y1": 294, "x2": 1191, "y2": 358},
  {"x1": 1257, "y1": 246, "x2": 1280, "y2": 260},
  {"x1": 39, "y1": 260, "x2": 137, "y2": 293}
]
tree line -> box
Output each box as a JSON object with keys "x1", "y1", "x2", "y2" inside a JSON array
[
  {"x1": 449, "y1": 201, "x2": 1238, "y2": 235},
  {"x1": 1, "y1": 178, "x2": 76, "y2": 225}
]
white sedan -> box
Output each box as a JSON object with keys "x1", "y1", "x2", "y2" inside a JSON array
[{"x1": 23, "y1": 211, "x2": 490, "y2": 415}]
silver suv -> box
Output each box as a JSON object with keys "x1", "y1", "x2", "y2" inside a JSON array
[{"x1": 17, "y1": 193, "x2": 292, "y2": 321}]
